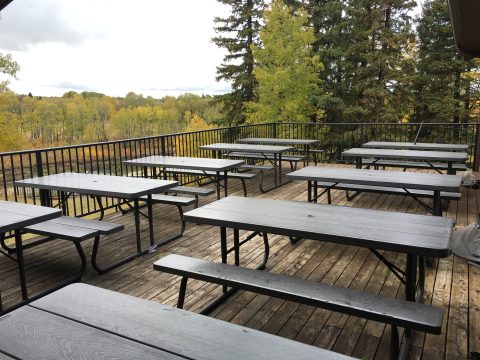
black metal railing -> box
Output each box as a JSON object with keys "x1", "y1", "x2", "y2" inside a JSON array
[{"x1": 1, "y1": 121, "x2": 477, "y2": 219}]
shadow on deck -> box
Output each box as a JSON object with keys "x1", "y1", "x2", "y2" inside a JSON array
[{"x1": 0, "y1": 163, "x2": 479, "y2": 359}]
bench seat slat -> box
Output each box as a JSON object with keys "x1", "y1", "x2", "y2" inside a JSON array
[
  {"x1": 363, "y1": 159, "x2": 467, "y2": 170},
  {"x1": 167, "y1": 185, "x2": 215, "y2": 196},
  {"x1": 315, "y1": 182, "x2": 461, "y2": 200},
  {"x1": 227, "y1": 152, "x2": 305, "y2": 162},
  {"x1": 240, "y1": 164, "x2": 275, "y2": 171},
  {"x1": 47, "y1": 216, "x2": 124, "y2": 235},
  {"x1": 141, "y1": 194, "x2": 196, "y2": 206},
  {"x1": 163, "y1": 168, "x2": 257, "y2": 179},
  {"x1": 154, "y1": 254, "x2": 443, "y2": 334},
  {"x1": 26, "y1": 221, "x2": 99, "y2": 241}
]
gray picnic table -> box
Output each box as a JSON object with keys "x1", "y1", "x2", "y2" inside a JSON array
[
  {"x1": 238, "y1": 138, "x2": 321, "y2": 165},
  {"x1": 0, "y1": 201, "x2": 61, "y2": 304},
  {"x1": 200, "y1": 143, "x2": 295, "y2": 189},
  {"x1": 124, "y1": 156, "x2": 245, "y2": 199},
  {"x1": 184, "y1": 196, "x2": 453, "y2": 305},
  {"x1": 342, "y1": 147, "x2": 468, "y2": 175},
  {"x1": 362, "y1": 141, "x2": 468, "y2": 152},
  {"x1": 14, "y1": 172, "x2": 177, "y2": 271},
  {"x1": 0, "y1": 283, "x2": 353, "y2": 360},
  {"x1": 287, "y1": 166, "x2": 462, "y2": 216}
]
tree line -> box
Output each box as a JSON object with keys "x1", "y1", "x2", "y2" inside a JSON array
[
  {"x1": 1, "y1": 0, "x2": 480, "y2": 152},
  {"x1": 214, "y1": 0, "x2": 480, "y2": 124}
]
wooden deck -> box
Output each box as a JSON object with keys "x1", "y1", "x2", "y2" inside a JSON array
[{"x1": 1, "y1": 164, "x2": 479, "y2": 359}]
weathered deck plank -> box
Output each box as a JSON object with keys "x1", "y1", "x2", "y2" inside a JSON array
[{"x1": 0, "y1": 164, "x2": 478, "y2": 360}]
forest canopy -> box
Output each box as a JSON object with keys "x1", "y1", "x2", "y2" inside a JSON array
[{"x1": 0, "y1": 0, "x2": 479, "y2": 152}]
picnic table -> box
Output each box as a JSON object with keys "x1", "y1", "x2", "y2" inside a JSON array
[
  {"x1": 287, "y1": 166, "x2": 462, "y2": 216},
  {"x1": 362, "y1": 141, "x2": 468, "y2": 152},
  {"x1": 0, "y1": 201, "x2": 61, "y2": 303},
  {"x1": 184, "y1": 196, "x2": 453, "y2": 305},
  {"x1": 0, "y1": 283, "x2": 353, "y2": 360},
  {"x1": 342, "y1": 148, "x2": 468, "y2": 175},
  {"x1": 238, "y1": 137, "x2": 321, "y2": 165},
  {"x1": 14, "y1": 172, "x2": 177, "y2": 271},
  {"x1": 200, "y1": 143, "x2": 295, "y2": 189},
  {"x1": 124, "y1": 156, "x2": 245, "y2": 199}
]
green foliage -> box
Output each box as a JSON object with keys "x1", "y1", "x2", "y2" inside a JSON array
[
  {"x1": 413, "y1": 0, "x2": 477, "y2": 124},
  {"x1": 213, "y1": 0, "x2": 265, "y2": 125},
  {"x1": 245, "y1": 0, "x2": 324, "y2": 123},
  {"x1": 0, "y1": 53, "x2": 20, "y2": 92},
  {"x1": 0, "y1": 91, "x2": 226, "y2": 151}
]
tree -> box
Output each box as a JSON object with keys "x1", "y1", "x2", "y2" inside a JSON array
[
  {"x1": 0, "y1": 53, "x2": 19, "y2": 92},
  {"x1": 245, "y1": 0, "x2": 324, "y2": 123},
  {"x1": 414, "y1": 0, "x2": 468, "y2": 123},
  {"x1": 341, "y1": 0, "x2": 416, "y2": 122},
  {"x1": 213, "y1": 0, "x2": 265, "y2": 125}
]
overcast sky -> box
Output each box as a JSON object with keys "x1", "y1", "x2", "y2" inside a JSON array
[{"x1": 0, "y1": 0, "x2": 231, "y2": 98}]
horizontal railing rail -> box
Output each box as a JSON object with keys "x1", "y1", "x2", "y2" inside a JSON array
[{"x1": 1, "y1": 121, "x2": 477, "y2": 221}]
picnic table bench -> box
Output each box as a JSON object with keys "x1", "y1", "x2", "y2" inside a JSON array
[
  {"x1": 237, "y1": 137, "x2": 323, "y2": 165},
  {"x1": 362, "y1": 141, "x2": 468, "y2": 152},
  {"x1": 15, "y1": 173, "x2": 178, "y2": 272},
  {"x1": 124, "y1": 156, "x2": 246, "y2": 199},
  {"x1": 287, "y1": 166, "x2": 462, "y2": 216},
  {"x1": 155, "y1": 254, "x2": 443, "y2": 360},
  {"x1": 342, "y1": 148, "x2": 468, "y2": 175},
  {"x1": 200, "y1": 143, "x2": 295, "y2": 192},
  {"x1": 0, "y1": 283, "x2": 354, "y2": 360},
  {"x1": 183, "y1": 196, "x2": 453, "y2": 305},
  {"x1": 0, "y1": 201, "x2": 61, "y2": 309}
]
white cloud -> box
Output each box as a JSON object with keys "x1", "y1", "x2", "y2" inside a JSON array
[{"x1": 0, "y1": 0, "x2": 231, "y2": 97}]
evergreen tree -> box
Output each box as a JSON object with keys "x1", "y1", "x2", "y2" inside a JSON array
[
  {"x1": 342, "y1": 0, "x2": 416, "y2": 122},
  {"x1": 414, "y1": 0, "x2": 466, "y2": 123},
  {"x1": 213, "y1": 0, "x2": 265, "y2": 125},
  {"x1": 245, "y1": 0, "x2": 324, "y2": 123}
]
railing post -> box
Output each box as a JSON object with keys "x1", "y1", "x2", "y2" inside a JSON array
[
  {"x1": 35, "y1": 150, "x2": 49, "y2": 206},
  {"x1": 160, "y1": 136, "x2": 166, "y2": 156},
  {"x1": 473, "y1": 124, "x2": 480, "y2": 172},
  {"x1": 227, "y1": 126, "x2": 234, "y2": 143},
  {"x1": 272, "y1": 122, "x2": 277, "y2": 138}
]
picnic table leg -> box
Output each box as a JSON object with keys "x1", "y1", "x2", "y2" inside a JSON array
[
  {"x1": 147, "y1": 194, "x2": 154, "y2": 247},
  {"x1": 279, "y1": 154, "x2": 283, "y2": 184},
  {"x1": 224, "y1": 171, "x2": 228, "y2": 197},
  {"x1": 313, "y1": 181, "x2": 318, "y2": 203},
  {"x1": 233, "y1": 228, "x2": 240, "y2": 266},
  {"x1": 447, "y1": 161, "x2": 453, "y2": 175},
  {"x1": 304, "y1": 145, "x2": 308, "y2": 166},
  {"x1": 134, "y1": 198, "x2": 141, "y2": 254},
  {"x1": 432, "y1": 190, "x2": 441, "y2": 216},
  {"x1": 355, "y1": 156, "x2": 362, "y2": 169},
  {"x1": 274, "y1": 154, "x2": 278, "y2": 187},
  {"x1": 216, "y1": 171, "x2": 221, "y2": 200},
  {"x1": 307, "y1": 181, "x2": 312, "y2": 202},
  {"x1": 14, "y1": 229, "x2": 28, "y2": 300}
]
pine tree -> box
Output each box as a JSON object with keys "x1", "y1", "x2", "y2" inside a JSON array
[
  {"x1": 414, "y1": 0, "x2": 466, "y2": 123},
  {"x1": 342, "y1": 0, "x2": 416, "y2": 122},
  {"x1": 245, "y1": 0, "x2": 324, "y2": 123},
  {"x1": 212, "y1": 0, "x2": 265, "y2": 125}
]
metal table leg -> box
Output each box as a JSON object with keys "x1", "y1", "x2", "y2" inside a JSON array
[
  {"x1": 14, "y1": 229, "x2": 28, "y2": 300},
  {"x1": 224, "y1": 171, "x2": 228, "y2": 197},
  {"x1": 216, "y1": 171, "x2": 221, "y2": 200}
]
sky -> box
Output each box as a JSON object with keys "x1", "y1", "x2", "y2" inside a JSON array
[{"x1": 0, "y1": 0, "x2": 232, "y2": 98}]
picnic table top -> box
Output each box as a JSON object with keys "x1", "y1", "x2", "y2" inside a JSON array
[
  {"x1": 238, "y1": 137, "x2": 320, "y2": 146},
  {"x1": 342, "y1": 148, "x2": 468, "y2": 162},
  {"x1": 124, "y1": 155, "x2": 245, "y2": 172},
  {"x1": 0, "y1": 200, "x2": 61, "y2": 233},
  {"x1": 0, "y1": 283, "x2": 353, "y2": 360},
  {"x1": 287, "y1": 166, "x2": 462, "y2": 192},
  {"x1": 200, "y1": 142, "x2": 295, "y2": 154},
  {"x1": 362, "y1": 141, "x2": 468, "y2": 151},
  {"x1": 184, "y1": 196, "x2": 454, "y2": 257},
  {"x1": 14, "y1": 172, "x2": 177, "y2": 199}
]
